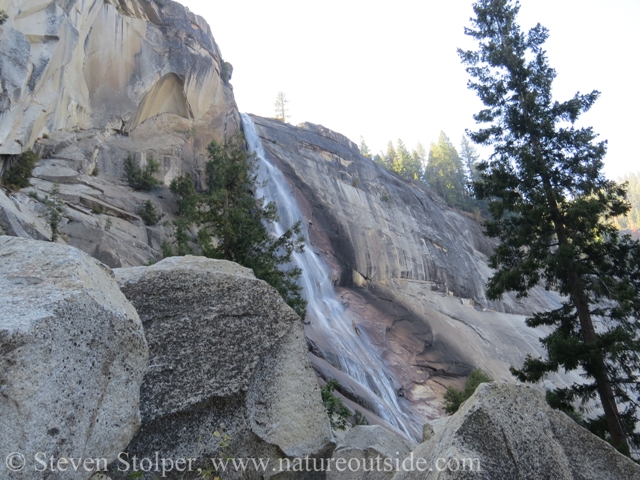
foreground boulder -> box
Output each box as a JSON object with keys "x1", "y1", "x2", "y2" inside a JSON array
[
  {"x1": 114, "y1": 256, "x2": 333, "y2": 479},
  {"x1": 0, "y1": 237, "x2": 148, "y2": 479},
  {"x1": 393, "y1": 382, "x2": 640, "y2": 480},
  {"x1": 329, "y1": 426, "x2": 415, "y2": 480}
]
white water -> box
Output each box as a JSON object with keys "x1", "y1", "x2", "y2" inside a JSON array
[{"x1": 241, "y1": 114, "x2": 418, "y2": 440}]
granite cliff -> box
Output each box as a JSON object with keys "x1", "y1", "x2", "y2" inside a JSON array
[
  {"x1": 0, "y1": 0, "x2": 239, "y2": 266},
  {"x1": 0, "y1": 0, "x2": 590, "y2": 449},
  {"x1": 248, "y1": 115, "x2": 577, "y2": 430}
]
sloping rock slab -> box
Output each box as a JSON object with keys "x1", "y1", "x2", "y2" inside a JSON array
[
  {"x1": 114, "y1": 256, "x2": 332, "y2": 479},
  {"x1": 329, "y1": 425, "x2": 415, "y2": 480},
  {"x1": 393, "y1": 382, "x2": 640, "y2": 480},
  {"x1": 0, "y1": 237, "x2": 148, "y2": 480}
]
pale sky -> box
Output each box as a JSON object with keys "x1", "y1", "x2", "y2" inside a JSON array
[{"x1": 178, "y1": 0, "x2": 639, "y2": 179}]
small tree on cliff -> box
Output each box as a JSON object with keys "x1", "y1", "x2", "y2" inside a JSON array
[
  {"x1": 169, "y1": 132, "x2": 307, "y2": 318},
  {"x1": 274, "y1": 91, "x2": 289, "y2": 122},
  {"x1": 460, "y1": 0, "x2": 640, "y2": 454}
]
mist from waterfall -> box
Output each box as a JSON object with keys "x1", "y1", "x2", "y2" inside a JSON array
[{"x1": 241, "y1": 113, "x2": 419, "y2": 440}]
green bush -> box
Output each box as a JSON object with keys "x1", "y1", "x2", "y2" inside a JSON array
[
  {"x1": 124, "y1": 155, "x2": 161, "y2": 191},
  {"x1": 321, "y1": 379, "x2": 352, "y2": 431},
  {"x1": 2, "y1": 151, "x2": 38, "y2": 190},
  {"x1": 45, "y1": 183, "x2": 63, "y2": 242},
  {"x1": 0, "y1": 10, "x2": 8, "y2": 25},
  {"x1": 352, "y1": 409, "x2": 369, "y2": 426},
  {"x1": 138, "y1": 200, "x2": 162, "y2": 226},
  {"x1": 443, "y1": 369, "x2": 492, "y2": 414}
]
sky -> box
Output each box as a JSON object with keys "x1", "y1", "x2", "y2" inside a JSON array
[{"x1": 178, "y1": 0, "x2": 639, "y2": 179}]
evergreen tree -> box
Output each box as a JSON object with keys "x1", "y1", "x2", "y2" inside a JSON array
[
  {"x1": 614, "y1": 172, "x2": 640, "y2": 237},
  {"x1": 459, "y1": 135, "x2": 480, "y2": 184},
  {"x1": 169, "y1": 132, "x2": 307, "y2": 318},
  {"x1": 460, "y1": 0, "x2": 640, "y2": 454},
  {"x1": 412, "y1": 142, "x2": 427, "y2": 173},
  {"x1": 391, "y1": 139, "x2": 422, "y2": 180},
  {"x1": 359, "y1": 136, "x2": 372, "y2": 158},
  {"x1": 274, "y1": 91, "x2": 289, "y2": 122},
  {"x1": 382, "y1": 140, "x2": 396, "y2": 170},
  {"x1": 424, "y1": 132, "x2": 468, "y2": 208}
]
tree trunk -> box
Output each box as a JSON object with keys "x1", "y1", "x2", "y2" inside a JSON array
[{"x1": 538, "y1": 167, "x2": 629, "y2": 454}]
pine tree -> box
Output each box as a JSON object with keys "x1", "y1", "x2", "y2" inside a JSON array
[
  {"x1": 424, "y1": 132, "x2": 468, "y2": 208},
  {"x1": 460, "y1": 0, "x2": 640, "y2": 454},
  {"x1": 412, "y1": 142, "x2": 427, "y2": 172},
  {"x1": 382, "y1": 140, "x2": 396, "y2": 170},
  {"x1": 460, "y1": 135, "x2": 480, "y2": 184},
  {"x1": 274, "y1": 91, "x2": 289, "y2": 122},
  {"x1": 169, "y1": 132, "x2": 307, "y2": 318},
  {"x1": 391, "y1": 139, "x2": 421, "y2": 180},
  {"x1": 359, "y1": 136, "x2": 372, "y2": 158}
]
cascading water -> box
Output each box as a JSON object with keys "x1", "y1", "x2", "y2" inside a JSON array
[{"x1": 241, "y1": 113, "x2": 419, "y2": 440}]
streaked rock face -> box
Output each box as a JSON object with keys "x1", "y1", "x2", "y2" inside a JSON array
[
  {"x1": 0, "y1": 0, "x2": 239, "y2": 154},
  {"x1": 248, "y1": 115, "x2": 577, "y2": 424},
  {"x1": 0, "y1": 0, "x2": 240, "y2": 267},
  {"x1": 0, "y1": 237, "x2": 148, "y2": 480}
]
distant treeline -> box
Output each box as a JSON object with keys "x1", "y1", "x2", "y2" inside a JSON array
[{"x1": 360, "y1": 133, "x2": 484, "y2": 215}]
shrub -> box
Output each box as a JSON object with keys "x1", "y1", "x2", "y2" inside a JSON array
[
  {"x1": 45, "y1": 183, "x2": 64, "y2": 242},
  {"x1": 2, "y1": 151, "x2": 38, "y2": 190},
  {"x1": 124, "y1": 155, "x2": 161, "y2": 191},
  {"x1": 321, "y1": 379, "x2": 352, "y2": 430},
  {"x1": 138, "y1": 200, "x2": 162, "y2": 226},
  {"x1": 352, "y1": 409, "x2": 369, "y2": 426},
  {"x1": 443, "y1": 369, "x2": 492, "y2": 414},
  {"x1": 161, "y1": 219, "x2": 193, "y2": 257}
]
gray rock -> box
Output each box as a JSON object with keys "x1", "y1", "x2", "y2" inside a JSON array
[
  {"x1": 114, "y1": 256, "x2": 333, "y2": 479},
  {"x1": 0, "y1": 237, "x2": 148, "y2": 480},
  {"x1": 249, "y1": 114, "x2": 579, "y2": 425},
  {"x1": 392, "y1": 382, "x2": 640, "y2": 480},
  {"x1": 328, "y1": 426, "x2": 416, "y2": 480},
  {"x1": 0, "y1": 0, "x2": 240, "y2": 155},
  {"x1": 421, "y1": 424, "x2": 434, "y2": 443},
  {"x1": 0, "y1": 0, "x2": 240, "y2": 269}
]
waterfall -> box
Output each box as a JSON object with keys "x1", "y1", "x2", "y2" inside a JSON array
[{"x1": 241, "y1": 114, "x2": 419, "y2": 440}]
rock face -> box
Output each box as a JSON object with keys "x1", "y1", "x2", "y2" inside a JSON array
[
  {"x1": 114, "y1": 256, "x2": 333, "y2": 479},
  {"x1": 329, "y1": 426, "x2": 415, "y2": 480},
  {"x1": 0, "y1": 0, "x2": 238, "y2": 154},
  {"x1": 0, "y1": 0, "x2": 240, "y2": 266},
  {"x1": 0, "y1": 237, "x2": 148, "y2": 480},
  {"x1": 392, "y1": 383, "x2": 640, "y2": 480},
  {"x1": 249, "y1": 115, "x2": 576, "y2": 425}
]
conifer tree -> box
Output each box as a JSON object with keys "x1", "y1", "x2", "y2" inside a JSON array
[
  {"x1": 461, "y1": 0, "x2": 640, "y2": 454},
  {"x1": 424, "y1": 132, "x2": 468, "y2": 208},
  {"x1": 460, "y1": 135, "x2": 480, "y2": 184},
  {"x1": 359, "y1": 136, "x2": 372, "y2": 158},
  {"x1": 274, "y1": 91, "x2": 289, "y2": 122},
  {"x1": 169, "y1": 132, "x2": 307, "y2": 318},
  {"x1": 383, "y1": 141, "x2": 396, "y2": 170}
]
